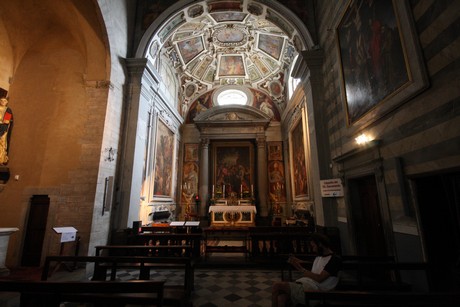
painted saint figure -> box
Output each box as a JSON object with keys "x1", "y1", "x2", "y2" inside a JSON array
[{"x1": 0, "y1": 98, "x2": 13, "y2": 165}]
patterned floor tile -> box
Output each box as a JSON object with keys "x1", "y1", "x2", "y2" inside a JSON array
[{"x1": 111, "y1": 268, "x2": 280, "y2": 307}]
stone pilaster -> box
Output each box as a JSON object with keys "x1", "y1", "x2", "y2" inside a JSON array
[
  {"x1": 256, "y1": 136, "x2": 269, "y2": 218},
  {"x1": 199, "y1": 138, "x2": 210, "y2": 219}
]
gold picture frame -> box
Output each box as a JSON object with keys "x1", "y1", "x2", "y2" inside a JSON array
[
  {"x1": 289, "y1": 109, "x2": 310, "y2": 200},
  {"x1": 336, "y1": 0, "x2": 428, "y2": 128},
  {"x1": 152, "y1": 119, "x2": 175, "y2": 199}
]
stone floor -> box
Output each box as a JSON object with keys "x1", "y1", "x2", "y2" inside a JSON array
[{"x1": 0, "y1": 252, "x2": 287, "y2": 307}]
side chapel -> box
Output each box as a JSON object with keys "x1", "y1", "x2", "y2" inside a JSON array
[{"x1": 0, "y1": 0, "x2": 459, "y2": 291}]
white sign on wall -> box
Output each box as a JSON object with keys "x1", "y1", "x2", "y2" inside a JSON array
[{"x1": 320, "y1": 179, "x2": 344, "y2": 197}]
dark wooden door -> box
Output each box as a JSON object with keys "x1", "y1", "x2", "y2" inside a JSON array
[
  {"x1": 348, "y1": 175, "x2": 387, "y2": 256},
  {"x1": 414, "y1": 172, "x2": 460, "y2": 291},
  {"x1": 21, "y1": 195, "x2": 49, "y2": 266}
]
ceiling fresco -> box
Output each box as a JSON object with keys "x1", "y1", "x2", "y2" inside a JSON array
[
  {"x1": 145, "y1": 1, "x2": 305, "y2": 119},
  {"x1": 185, "y1": 87, "x2": 281, "y2": 124}
]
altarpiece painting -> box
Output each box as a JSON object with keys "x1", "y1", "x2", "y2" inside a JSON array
[
  {"x1": 289, "y1": 114, "x2": 309, "y2": 199},
  {"x1": 213, "y1": 143, "x2": 253, "y2": 197},
  {"x1": 153, "y1": 119, "x2": 175, "y2": 198}
]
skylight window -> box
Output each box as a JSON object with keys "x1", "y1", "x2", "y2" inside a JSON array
[{"x1": 217, "y1": 89, "x2": 248, "y2": 106}]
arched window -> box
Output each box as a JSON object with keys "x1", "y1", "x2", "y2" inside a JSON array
[{"x1": 216, "y1": 89, "x2": 248, "y2": 106}]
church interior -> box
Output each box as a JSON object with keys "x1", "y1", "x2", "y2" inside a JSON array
[{"x1": 0, "y1": 0, "x2": 459, "y2": 304}]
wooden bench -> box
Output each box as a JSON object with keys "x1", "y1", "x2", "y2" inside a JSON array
[
  {"x1": 282, "y1": 255, "x2": 429, "y2": 292},
  {"x1": 131, "y1": 233, "x2": 203, "y2": 258},
  {"x1": 42, "y1": 255, "x2": 194, "y2": 307},
  {"x1": 303, "y1": 290, "x2": 460, "y2": 306},
  {"x1": 95, "y1": 244, "x2": 192, "y2": 258},
  {"x1": 0, "y1": 279, "x2": 165, "y2": 307}
]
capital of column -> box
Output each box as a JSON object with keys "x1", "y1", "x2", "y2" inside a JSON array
[
  {"x1": 256, "y1": 136, "x2": 266, "y2": 148},
  {"x1": 125, "y1": 58, "x2": 148, "y2": 76},
  {"x1": 200, "y1": 138, "x2": 210, "y2": 149},
  {"x1": 301, "y1": 49, "x2": 324, "y2": 68}
]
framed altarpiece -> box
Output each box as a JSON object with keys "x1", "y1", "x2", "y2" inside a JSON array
[
  {"x1": 152, "y1": 118, "x2": 176, "y2": 200},
  {"x1": 289, "y1": 107, "x2": 311, "y2": 201},
  {"x1": 213, "y1": 142, "x2": 253, "y2": 197}
]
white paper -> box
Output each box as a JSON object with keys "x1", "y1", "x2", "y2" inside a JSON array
[
  {"x1": 60, "y1": 232, "x2": 77, "y2": 242},
  {"x1": 53, "y1": 227, "x2": 78, "y2": 233},
  {"x1": 53, "y1": 227, "x2": 78, "y2": 243}
]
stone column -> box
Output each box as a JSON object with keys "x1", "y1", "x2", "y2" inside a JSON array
[
  {"x1": 199, "y1": 138, "x2": 210, "y2": 219},
  {"x1": 302, "y1": 49, "x2": 336, "y2": 226},
  {"x1": 256, "y1": 136, "x2": 269, "y2": 219}
]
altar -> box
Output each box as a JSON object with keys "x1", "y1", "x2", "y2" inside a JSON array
[{"x1": 208, "y1": 205, "x2": 257, "y2": 227}]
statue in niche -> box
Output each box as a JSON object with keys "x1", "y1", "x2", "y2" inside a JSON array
[{"x1": 0, "y1": 98, "x2": 13, "y2": 165}]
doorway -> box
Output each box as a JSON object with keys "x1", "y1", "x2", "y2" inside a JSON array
[
  {"x1": 413, "y1": 171, "x2": 460, "y2": 291},
  {"x1": 348, "y1": 175, "x2": 387, "y2": 256},
  {"x1": 21, "y1": 195, "x2": 50, "y2": 266}
]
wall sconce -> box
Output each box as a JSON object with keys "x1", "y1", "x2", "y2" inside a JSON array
[
  {"x1": 355, "y1": 133, "x2": 373, "y2": 145},
  {"x1": 104, "y1": 147, "x2": 117, "y2": 162}
]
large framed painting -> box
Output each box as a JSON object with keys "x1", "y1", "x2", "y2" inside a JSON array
[
  {"x1": 336, "y1": 0, "x2": 428, "y2": 127},
  {"x1": 289, "y1": 112, "x2": 310, "y2": 200},
  {"x1": 153, "y1": 119, "x2": 175, "y2": 198},
  {"x1": 213, "y1": 142, "x2": 253, "y2": 197}
]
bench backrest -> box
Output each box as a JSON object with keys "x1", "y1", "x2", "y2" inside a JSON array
[
  {"x1": 42, "y1": 255, "x2": 193, "y2": 281},
  {"x1": 0, "y1": 280, "x2": 165, "y2": 307}
]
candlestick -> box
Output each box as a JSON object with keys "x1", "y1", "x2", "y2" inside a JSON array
[
  {"x1": 222, "y1": 185, "x2": 225, "y2": 198},
  {"x1": 251, "y1": 184, "x2": 254, "y2": 196}
]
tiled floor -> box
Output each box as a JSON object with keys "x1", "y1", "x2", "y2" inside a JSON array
[
  {"x1": 0, "y1": 254, "x2": 286, "y2": 307},
  {"x1": 120, "y1": 267, "x2": 281, "y2": 307}
]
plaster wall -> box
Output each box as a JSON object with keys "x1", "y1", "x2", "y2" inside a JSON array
[{"x1": 0, "y1": 0, "x2": 115, "y2": 267}]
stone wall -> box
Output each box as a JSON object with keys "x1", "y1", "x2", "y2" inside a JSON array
[{"x1": 316, "y1": 0, "x2": 460, "y2": 253}]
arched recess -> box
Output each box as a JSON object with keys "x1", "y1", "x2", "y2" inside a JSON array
[
  {"x1": 193, "y1": 105, "x2": 271, "y2": 217},
  {"x1": 120, "y1": 0, "x2": 320, "y2": 227}
]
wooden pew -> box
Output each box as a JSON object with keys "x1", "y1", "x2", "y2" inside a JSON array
[
  {"x1": 281, "y1": 255, "x2": 429, "y2": 292},
  {"x1": 131, "y1": 233, "x2": 202, "y2": 258},
  {"x1": 303, "y1": 290, "x2": 460, "y2": 306},
  {"x1": 0, "y1": 279, "x2": 165, "y2": 307},
  {"x1": 42, "y1": 255, "x2": 194, "y2": 307},
  {"x1": 248, "y1": 227, "x2": 315, "y2": 262},
  {"x1": 203, "y1": 227, "x2": 249, "y2": 260},
  {"x1": 95, "y1": 244, "x2": 192, "y2": 258}
]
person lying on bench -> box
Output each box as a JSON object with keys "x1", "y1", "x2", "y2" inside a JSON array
[{"x1": 272, "y1": 233, "x2": 342, "y2": 307}]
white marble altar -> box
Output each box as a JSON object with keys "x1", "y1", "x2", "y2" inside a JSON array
[{"x1": 208, "y1": 205, "x2": 257, "y2": 226}]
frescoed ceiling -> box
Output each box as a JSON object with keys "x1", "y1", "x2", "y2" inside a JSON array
[{"x1": 145, "y1": 1, "x2": 305, "y2": 118}]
